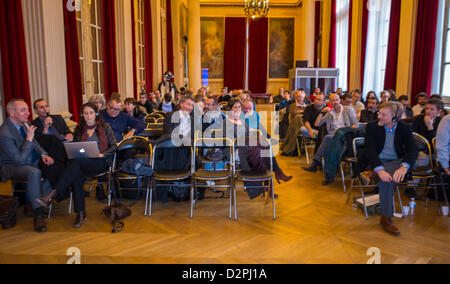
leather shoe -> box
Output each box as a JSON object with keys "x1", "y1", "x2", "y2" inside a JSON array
[
  {"x1": 275, "y1": 172, "x2": 293, "y2": 184},
  {"x1": 36, "y1": 190, "x2": 57, "y2": 209},
  {"x1": 33, "y1": 216, "x2": 47, "y2": 233},
  {"x1": 380, "y1": 216, "x2": 400, "y2": 236},
  {"x1": 302, "y1": 162, "x2": 318, "y2": 173},
  {"x1": 322, "y1": 175, "x2": 334, "y2": 186},
  {"x1": 74, "y1": 211, "x2": 87, "y2": 228}
]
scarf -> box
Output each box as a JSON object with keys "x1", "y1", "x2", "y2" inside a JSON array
[{"x1": 81, "y1": 123, "x2": 109, "y2": 153}]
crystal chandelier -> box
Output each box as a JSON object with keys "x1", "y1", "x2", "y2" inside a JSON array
[{"x1": 244, "y1": 0, "x2": 270, "y2": 20}]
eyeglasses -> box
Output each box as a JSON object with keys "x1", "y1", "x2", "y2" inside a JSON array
[{"x1": 109, "y1": 105, "x2": 121, "y2": 112}]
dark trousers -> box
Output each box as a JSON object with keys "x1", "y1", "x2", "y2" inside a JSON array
[
  {"x1": 55, "y1": 158, "x2": 108, "y2": 213},
  {"x1": 39, "y1": 160, "x2": 67, "y2": 189},
  {"x1": 377, "y1": 160, "x2": 403, "y2": 218}
]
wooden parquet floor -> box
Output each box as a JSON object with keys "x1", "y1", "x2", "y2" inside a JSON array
[{"x1": 0, "y1": 105, "x2": 448, "y2": 264}]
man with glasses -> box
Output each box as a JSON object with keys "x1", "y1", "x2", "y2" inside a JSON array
[{"x1": 100, "y1": 97, "x2": 146, "y2": 142}]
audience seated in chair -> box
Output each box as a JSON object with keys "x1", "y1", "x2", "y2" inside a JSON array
[
  {"x1": 350, "y1": 90, "x2": 365, "y2": 120},
  {"x1": 412, "y1": 93, "x2": 428, "y2": 117},
  {"x1": 398, "y1": 95, "x2": 414, "y2": 119},
  {"x1": 359, "y1": 96, "x2": 379, "y2": 123},
  {"x1": 280, "y1": 91, "x2": 309, "y2": 156},
  {"x1": 358, "y1": 101, "x2": 418, "y2": 236},
  {"x1": 436, "y1": 114, "x2": 450, "y2": 177},
  {"x1": 138, "y1": 91, "x2": 154, "y2": 114},
  {"x1": 302, "y1": 94, "x2": 359, "y2": 184},
  {"x1": 159, "y1": 93, "x2": 177, "y2": 113},
  {"x1": 0, "y1": 99, "x2": 55, "y2": 232},
  {"x1": 124, "y1": 98, "x2": 147, "y2": 123},
  {"x1": 100, "y1": 96, "x2": 146, "y2": 142},
  {"x1": 37, "y1": 103, "x2": 117, "y2": 229}
]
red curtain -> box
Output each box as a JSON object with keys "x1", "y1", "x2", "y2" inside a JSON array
[
  {"x1": 62, "y1": 0, "x2": 83, "y2": 123},
  {"x1": 224, "y1": 18, "x2": 246, "y2": 90},
  {"x1": 248, "y1": 18, "x2": 269, "y2": 94},
  {"x1": 328, "y1": 0, "x2": 336, "y2": 68},
  {"x1": 347, "y1": 0, "x2": 353, "y2": 88},
  {"x1": 383, "y1": 0, "x2": 401, "y2": 91},
  {"x1": 166, "y1": 0, "x2": 174, "y2": 75},
  {"x1": 360, "y1": 0, "x2": 369, "y2": 91},
  {"x1": 411, "y1": 0, "x2": 439, "y2": 105},
  {"x1": 102, "y1": 0, "x2": 118, "y2": 101},
  {"x1": 131, "y1": 0, "x2": 137, "y2": 98},
  {"x1": 144, "y1": 0, "x2": 154, "y2": 92},
  {"x1": 0, "y1": 0, "x2": 31, "y2": 111},
  {"x1": 314, "y1": 1, "x2": 321, "y2": 68}
]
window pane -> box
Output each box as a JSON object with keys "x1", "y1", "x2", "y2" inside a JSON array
[
  {"x1": 446, "y1": 34, "x2": 450, "y2": 63},
  {"x1": 77, "y1": 21, "x2": 83, "y2": 57},
  {"x1": 80, "y1": 60, "x2": 85, "y2": 95},
  {"x1": 98, "y1": 29, "x2": 103, "y2": 60},
  {"x1": 76, "y1": 0, "x2": 81, "y2": 19},
  {"x1": 443, "y1": 65, "x2": 450, "y2": 97},
  {"x1": 90, "y1": 0, "x2": 96, "y2": 25},
  {"x1": 99, "y1": 63, "x2": 105, "y2": 94},
  {"x1": 91, "y1": 27, "x2": 98, "y2": 60},
  {"x1": 97, "y1": 0, "x2": 103, "y2": 28},
  {"x1": 93, "y1": 63, "x2": 99, "y2": 94}
]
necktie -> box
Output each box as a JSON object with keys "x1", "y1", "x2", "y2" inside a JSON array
[{"x1": 20, "y1": 126, "x2": 27, "y2": 139}]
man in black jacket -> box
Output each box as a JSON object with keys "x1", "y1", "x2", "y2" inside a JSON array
[
  {"x1": 411, "y1": 98, "x2": 443, "y2": 144},
  {"x1": 363, "y1": 102, "x2": 418, "y2": 236},
  {"x1": 359, "y1": 96, "x2": 379, "y2": 123},
  {"x1": 32, "y1": 99, "x2": 73, "y2": 142}
]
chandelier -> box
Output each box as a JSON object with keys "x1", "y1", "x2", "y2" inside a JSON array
[{"x1": 244, "y1": 0, "x2": 270, "y2": 20}]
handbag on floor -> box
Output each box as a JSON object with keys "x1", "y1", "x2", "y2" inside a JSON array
[
  {"x1": 102, "y1": 201, "x2": 132, "y2": 233},
  {"x1": 0, "y1": 195, "x2": 20, "y2": 230}
]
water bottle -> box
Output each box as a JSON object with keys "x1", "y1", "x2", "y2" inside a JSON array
[{"x1": 409, "y1": 198, "x2": 416, "y2": 216}]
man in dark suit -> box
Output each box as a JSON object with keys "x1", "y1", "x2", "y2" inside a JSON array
[
  {"x1": 0, "y1": 99, "x2": 55, "y2": 232},
  {"x1": 363, "y1": 101, "x2": 418, "y2": 236},
  {"x1": 32, "y1": 99, "x2": 73, "y2": 142},
  {"x1": 31, "y1": 99, "x2": 71, "y2": 189}
]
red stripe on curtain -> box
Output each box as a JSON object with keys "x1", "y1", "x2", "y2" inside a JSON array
[
  {"x1": 248, "y1": 18, "x2": 269, "y2": 94},
  {"x1": 224, "y1": 18, "x2": 246, "y2": 90},
  {"x1": 102, "y1": 0, "x2": 118, "y2": 101},
  {"x1": 314, "y1": 1, "x2": 321, "y2": 68},
  {"x1": 328, "y1": 0, "x2": 336, "y2": 68},
  {"x1": 166, "y1": 0, "x2": 174, "y2": 75},
  {"x1": 0, "y1": 0, "x2": 31, "y2": 111},
  {"x1": 383, "y1": 0, "x2": 401, "y2": 91},
  {"x1": 144, "y1": 0, "x2": 154, "y2": 92},
  {"x1": 131, "y1": 0, "x2": 137, "y2": 98},
  {"x1": 62, "y1": 0, "x2": 83, "y2": 123},
  {"x1": 347, "y1": 0, "x2": 353, "y2": 89},
  {"x1": 360, "y1": 0, "x2": 369, "y2": 91},
  {"x1": 411, "y1": 0, "x2": 439, "y2": 105}
]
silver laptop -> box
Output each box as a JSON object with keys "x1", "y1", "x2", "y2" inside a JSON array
[{"x1": 64, "y1": 142, "x2": 101, "y2": 159}]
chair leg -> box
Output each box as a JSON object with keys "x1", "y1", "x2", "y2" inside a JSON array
[
  {"x1": 107, "y1": 174, "x2": 112, "y2": 207},
  {"x1": 305, "y1": 141, "x2": 310, "y2": 165},
  {"x1": 229, "y1": 177, "x2": 233, "y2": 220},
  {"x1": 396, "y1": 186, "x2": 404, "y2": 218},
  {"x1": 144, "y1": 181, "x2": 150, "y2": 217},
  {"x1": 340, "y1": 163, "x2": 346, "y2": 193},
  {"x1": 68, "y1": 191, "x2": 73, "y2": 216},
  {"x1": 234, "y1": 186, "x2": 238, "y2": 221},
  {"x1": 150, "y1": 180, "x2": 155, "y2": 216},
  {"x1": 361, "y1": 188, "x2": 369, "y2": 220},
  {"x1": 296, "y1": 137, "x2": 302, "y2": 159},
  {"x1": 48, "y1": 204, "x2": 53, "y2": 220},
  {"x1": 272, "y1": 179, "x2": 276, "y2": 220},
  {"x1": 346, "y1": 178, "x2": 355, "y2": 205},
  {"x1": 190, "y1": 180, "x2": 195, "y2": 219},
  {"x1": 434, "y1": 185, "x2": 441, "y2": 216}
]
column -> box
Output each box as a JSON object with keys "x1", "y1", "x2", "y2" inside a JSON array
[
  {"x1": 187, "y1": 0, "x2": 201, "y2": 91},
  {"x1": 302, "y1": 0, "x2": 316, "y2": 66},
  {"x1": 396, "y1": 0, "x2": 418, "y2": 97},
  {"x1": 115, "y1": 0, "x2": 134, "y2": 99},
  {"x1": 152, "y1": 0, "x2": 163, "y2": 90},
  {"x1": 349, "y1": 0, "x2": 363, "y2": 90}
]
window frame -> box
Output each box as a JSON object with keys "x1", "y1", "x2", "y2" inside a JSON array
[{"x1": 440, "y1": 0, "x2": 450, "y2": 101}]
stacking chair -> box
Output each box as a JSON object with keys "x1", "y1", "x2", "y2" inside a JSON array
[
  {"x1": 233, "y1": 134, "x2": 276, "y2": 220},
  {"x1": 408, "y1": 134, "x2": 448, "y2": 215},
  {"x1": 111, "y1": 136, "x2": 152, "y2": 214},
  {"x1": 296, "y1": 134, "x2": 315, "y2": 164},
  {"x1": 346, "y1": 137, "x2": 405, "y2": 220},
  {"x1": 147, "y1": 144, "x2": 193, "y2": 216},
  {"x1": 191, "y1": 137, "x2": 235, "y2": 218}
]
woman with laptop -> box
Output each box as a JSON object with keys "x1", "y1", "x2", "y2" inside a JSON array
[{"x1": 36, "y1": 103, "x2": 117, "y2": 228}]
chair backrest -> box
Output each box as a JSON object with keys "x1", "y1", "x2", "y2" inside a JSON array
[
  {"x1": 151, "y1": 144, "x2": 193, "y2": 171},
  {"x1": 193, "y1": 137, "x2": 235, "y2": 173},
  {"x1": 112, "y1": 136, "x2": 152, "y2": 171},
  {"x1": 146, "y1": 123, "x2": 164, "y2": 130},
  {"x1": 233, "y1": 134, "x2": 273, "y2": 174},
  {"x1": 412, "y1": 132, "x2": 433, "y2": 170},
  {"x1": 352, "y1": 137, "x2": 365, "y2": 159}
]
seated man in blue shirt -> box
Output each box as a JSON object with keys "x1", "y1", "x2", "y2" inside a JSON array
[
  {"x1": 100, "y1": 96, "x2": 146, "y2": 142},
  {"x1": 363, "y1": 102, "x2": 418, "y2": 236}
]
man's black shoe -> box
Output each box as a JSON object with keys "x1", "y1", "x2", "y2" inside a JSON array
[
  {"x1": 302, "y1": 161, "x2": 319, "y2": 173},
  {"x1": 322, "y1": 175, "x2": 334, "y2": 186}
]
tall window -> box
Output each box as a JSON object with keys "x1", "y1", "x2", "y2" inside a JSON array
[
  {"x1": 135, "y1": 0, "x2": 146, "y2": 91},
  {"x1": 335, "y1": 0, "x2": 350, "y2": 90},
  {"x1": 363, "y1": 0, "x2": 392, "y2": 97},
  {"x1": 76, "y1": 0, "x2": 105, "y2": 101},
  {"x1": 440, "y1": 0, "x2": 450, "y2": 97}
]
